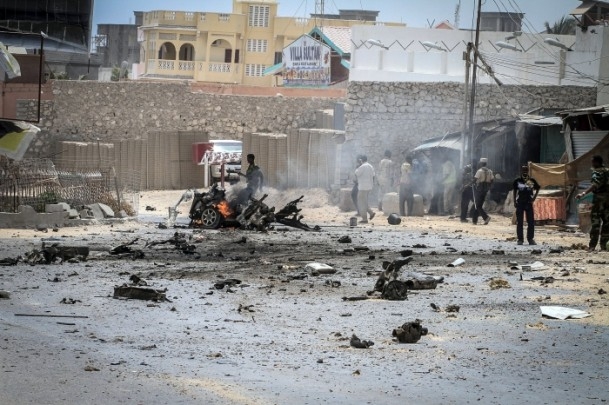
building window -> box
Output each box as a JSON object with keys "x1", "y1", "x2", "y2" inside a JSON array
[
  {"x1": 200, "y1": 13, "x2": 206, "y2": 21},
  {"x1": 248, "y1": 5, "x2": 270, "y2": 27},
  {"x1": 274, "y1": 52, "x2": 282, "y2": 64},
  {"x1": 247, "y1": 39, "x2": 268, "y2": 52},
  {"x1": 164, "y1": 11, "x2": 176, "y2": 20},
  {"x1": 245, "y1": 64, "x2": 266, "y2": 77},
  {"x1": 185, "y1": 12, "x2": 194, "y2": 21}
]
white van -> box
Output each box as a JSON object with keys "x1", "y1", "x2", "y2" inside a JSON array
[{"x1": 208, "y1": 140, "x2": 242, "y2": 184}]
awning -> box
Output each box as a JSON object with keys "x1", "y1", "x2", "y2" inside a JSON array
[
  {"x1": 340, "y1": 59, "x2": 350, "y2": 69},
  {"x1": 0, "y1": 120, "x2": 40, "y2": 161},
  {"x1": 412, "y1": 134, "x2": 462, "y2": 152},
  {"x1": 517, "y1": 114, "x2": 562, "y2": 126},
  {"x1": 263, "y1": 62, "x2": 283, "y2": 76},
  {"x1": 570, "y1": 0, "x2": 597, "y2": 15},
  {"x1": 0, "y1": 41, "x2": 21, "y2": 80}
]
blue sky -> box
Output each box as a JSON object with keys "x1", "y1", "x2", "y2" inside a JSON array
[{"x1": 93, "y1": 0, "x2": 582, "y2": 34}]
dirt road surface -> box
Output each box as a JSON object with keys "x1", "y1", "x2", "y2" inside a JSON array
[{"x1": 1, "y1": 189, "x2": 608, "y2": 404}]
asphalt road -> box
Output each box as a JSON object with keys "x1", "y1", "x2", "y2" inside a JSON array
[{"x1": 1, "y1": 218, "x2": 608, "y2": 405}]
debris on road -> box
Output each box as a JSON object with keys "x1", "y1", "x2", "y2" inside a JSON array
[
  {"x1": 448, "y1": 258, "x2": 465, "y2": 267},
  {"x1": 350, "y1": 334, "x2": 374, "y2": 349},
  {"x1": 540, "y1": 306, "x2": 591, "y2": 320},
  {"x1": 113, "y1": 285, "x2": 168, "y2": 301},
  {"x1": 0, "y1": 290, "x2": 11, "y2": 299},
  {"x1": 392, "y1": 320, "x2": 428, "y2": 343},
  {"x1": 24, "y1": 244, "x2": 89, "y2": 264},
  {"x1": 489, "y1": 278, "x2": 511, "y2": 290},
  {"x1": 60, "y1": 298, "x2": 81, "y2": 304},
  {"x1": 510, "y1": 261, "x2": 545, "y2": 271},
  {"x1": 305, "y1": 262, "x2": 336, "y2": 275},
  {"x1": 338, "y1": 236, "x2": 352, "y2": 243}
]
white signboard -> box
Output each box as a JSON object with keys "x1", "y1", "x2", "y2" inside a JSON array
[{"x1": 282, "y1": 35, "x2": 331, "y2": 87}]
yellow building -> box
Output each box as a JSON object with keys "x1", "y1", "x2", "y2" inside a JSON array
[{"x1": 139, "y1": 0, "x2": 403, "y2": 86}]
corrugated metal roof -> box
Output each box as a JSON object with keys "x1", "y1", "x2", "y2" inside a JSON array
[
  {"x1": 517, "y1": 114, "x2": 563, "y2": 126},
  {"x1": 572, "y1": 131, "x2": 608, "y2": 158},
  {"x1": 570, "y1": 0, "x2": 598, "y2": 15},
  {"x1": 412, "y1": 133, "x2": 462, "y2": 152},
  {"x1": 557, "y1": 105, "x2": 609, "y2": 117}
]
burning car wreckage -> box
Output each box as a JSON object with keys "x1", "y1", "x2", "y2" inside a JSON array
[{"x1": 168, "y1": 183, "x2": 321, "y2": 232}]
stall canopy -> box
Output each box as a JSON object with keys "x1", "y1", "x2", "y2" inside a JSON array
[{"x1": 530, "y1": 132, "x2": 609, "y2": 188}]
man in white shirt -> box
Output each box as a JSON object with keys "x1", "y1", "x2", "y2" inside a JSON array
[
  {"x1": 354, "y1": 155, "x2": 376, "y2": 223},
  {"x1": 470, "y1": 158, "x2": 493, "y2": 225}
]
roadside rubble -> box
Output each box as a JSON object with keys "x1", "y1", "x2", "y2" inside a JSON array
[{"x1": 392, "y1": 320, "x2": 428, "y2": 343}]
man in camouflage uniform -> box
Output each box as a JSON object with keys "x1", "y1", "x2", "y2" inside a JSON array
[{"x1": 576, "y1": 155, "x2": 609, "y2": 252}]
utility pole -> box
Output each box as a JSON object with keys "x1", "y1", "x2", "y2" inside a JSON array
[
  {"x1": 461, "y1": 42, "x2": 472, "y2": 168},
  {"x1": 466, "y1": 0, "x2": 483, "y2": 168}
]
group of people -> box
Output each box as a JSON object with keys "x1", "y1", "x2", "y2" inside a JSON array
[{"x1": 242, "y1": 151, "x2": 609, "y2": 252}]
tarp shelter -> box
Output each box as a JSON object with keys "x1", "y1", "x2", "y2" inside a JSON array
[{"x1": 530, "y1": 132, "x2": 609, "y2": 188}]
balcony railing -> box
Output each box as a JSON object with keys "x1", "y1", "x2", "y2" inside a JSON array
[{"x1": 146, "y1": 59, "x2": 240, "y2": 81}]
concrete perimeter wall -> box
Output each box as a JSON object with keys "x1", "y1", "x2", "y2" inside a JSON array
[
  {"x1": 345, "y1": 82, "x2": 597, "y2": 164},
  {"x1": 20, "y1": 81, "x2": 342, "y2": 158}
]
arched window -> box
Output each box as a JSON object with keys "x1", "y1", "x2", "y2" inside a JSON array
[
  {"x1": 179, "y1": 44, "x2": 195, "y2": 61},
  {"x1": 158, "y1": 42, "x2": 176, "y2": 60}
]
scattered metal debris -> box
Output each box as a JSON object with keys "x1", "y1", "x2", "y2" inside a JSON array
[
  {"x1": 60, "y1": 298, "x2": 81, "y2": 304},
  {"x1": 113, "y1": 285, "x2": 168, "y2": 301},
  {"x1": 392, "y1": 320, "x2": 428, "y2": 343},
  {"x1": 350, "y1": 334, "x2": 374, "y2": 349},
  {"x1": 338, "y1": 236, "x2": 352, "y2": 243}
]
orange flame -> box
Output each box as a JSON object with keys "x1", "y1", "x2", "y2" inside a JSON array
[{"x1": 216, "y1": 200, "x2": 234, "y2": 218}]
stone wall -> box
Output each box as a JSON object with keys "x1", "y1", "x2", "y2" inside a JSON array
[
  {"x1": 345, "y1": 82, "x2": 597, "y2": 164},
  {"x1": 22, "y1": 81, "x2": 342, "y2": 158}
]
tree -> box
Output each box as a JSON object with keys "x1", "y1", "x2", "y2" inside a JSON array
[{"x1": 544, "y1": 16, "x2": 577, "y2": 35}]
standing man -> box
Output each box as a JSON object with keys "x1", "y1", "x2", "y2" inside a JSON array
[
  {"x1": 377, "y1": 150, "x2": 396, "y2": 210},
  {"x1": 576, "y1": 155, "x2": 609, "y2": 252},
  {"x1": 236, "y1": 153, "x2": 264, "y2": 205},
  {"x1": 399, "y1": 161, "x2": 414, "y2": 216},
  {"x1": 459, "y1": 164, "x2": 474, "y2": 223},
  {"x1": 513, "y1": 165, "x2": 540, "y2": 245},
  {"x1": 354, "y1": 155, "x2": 376, "y2": 223},
  {"x1": 470, "y1": 158, "x2": 493, "y2": 225},
  {"x1": 442, "y1": 158, "x2": 457, "y2": 215}
]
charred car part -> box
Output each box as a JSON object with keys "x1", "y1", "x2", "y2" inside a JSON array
[{"x1": 184, "y1": 185, "x2": 319, "y2": 231}]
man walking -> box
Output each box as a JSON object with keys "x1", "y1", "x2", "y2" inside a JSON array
[
  {"x1": 576, "y1": 155, "x2": 609, "y2": 252},
  {"x1": 513, "y1": 165, "x2": 540, "y2": 245},
  {"x1": 442, "y1": 158, "x2": 457, "y2": 215},
  {"x1": 470, "y1": 158, "x2": 493, "y2": 225},
  {"x1": 354, "y1": 155, "x2": 376, "y2": 223},
  {"x1": 377, "y1": 150, "x2": 396, "y2": 210},
  {"x1": 399, "y1": 161, "x2": 414, "y2": 216},
  {"x1": 459, "y1": 164, "x2": 474, "y2": 223}
]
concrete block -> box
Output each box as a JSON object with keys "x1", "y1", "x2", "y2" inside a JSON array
[
  {"x1": 97, "y1": 203, "x2": 115, "y2": 218},
  {"x1": 80, "y1": 208, "x2": 95, "y2": 219},
  {"x1": 338, "y1": 188, "x2": 357, "y2": 212},
  {"x1": 85, "y1": 204, "x2": 105, "y2": 220},
  {"x1": 45, "y1": 202, "x2": 70, "y2": 213},
  {"x1": 381, "y1": 192, "x2": 400, "y2": 216},
  {"x1": 68, "y1": 209, "x2": 80, "y2": 219},
  {"x1": 0, "y1": 205, "x2": 69, "y2": 229}
]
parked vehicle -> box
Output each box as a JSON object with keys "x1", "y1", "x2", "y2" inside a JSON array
[{"x1": 207, "y1": 140, "x2": 242, "y2": 184}]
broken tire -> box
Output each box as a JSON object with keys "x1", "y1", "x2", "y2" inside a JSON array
[{"x1": 200, "y1": 207, "x2": 222, "y2": 229}]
